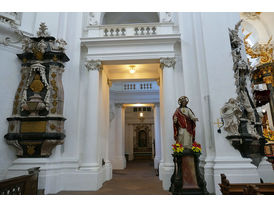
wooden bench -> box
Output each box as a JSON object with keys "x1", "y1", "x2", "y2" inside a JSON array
[
  {"x1": 0, "y1": 167, "x2": 40, "y2": 195},
  {"x1": 219, "y1": 173, "x2": 274, "y2": 195}
]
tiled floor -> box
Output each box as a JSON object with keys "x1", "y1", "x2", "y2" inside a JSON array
[{"x1": 58, "y1": 159, "x2": 171, "y2": 195}]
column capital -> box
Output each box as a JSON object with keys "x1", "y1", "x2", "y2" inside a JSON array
[
  {"x1": 85, "y1": 60, "x2": 103, "y2": 71},
  {"x1": 115, "y1": 103, "x2": 123, "y2": 108},
  {"x1": 160, "y1": 57, "x2": 176, "y2": 69}
]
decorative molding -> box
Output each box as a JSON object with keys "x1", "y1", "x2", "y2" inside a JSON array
[
  {"x1": 107, "y1": 79, "x2": 112, "y2": 87},
  {"x1": 241, "y1": 12, "x2": 261, "y2": 21},
  {"x1": 85, "y1": 60, "x2": 102, "y2": 71},
  {"x1": 88, "y1": 12, "x2": 99, "y2": 26},
  {"x1": 161, "y1": 12, "x2": 173, "y2": 23},
  {"x1": 160, "y1": 57, "x2": 176, "y2": 69},
  {"x1": 115, "y1": 103, "x2": 123, "y2": 108},
  {"x1": 0, "y1": 12, "x2": 21, "y2": 28}
]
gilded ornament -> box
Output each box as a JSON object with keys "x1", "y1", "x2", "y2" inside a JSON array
[
  {"x1": 17, "y1": 87, "x2": 21, "y2": 93},
  {"x1": 10, "y1": 124, "x2": 14, "y2": 131},
  {"x1": 50, "y1": 124, "x2": 56, "y2": 130},
  {"x1": 15, "y1": 94, "x2": 19, "y2": 100},
  {"x1": 22, "y1": 74, "x2": 26, "y2": 80},
  {"x1": 51, "y1": 79, "x2": 56, "y2": 85},
  {"x1": 23, "y1": 58, "x2": 27, "y2": 63},
  {"x1": 26, "y1": 145, "x2": 35, "y2": 155},
  {"x1": 51, "y1": 108, "x2": 56, "y2": 113},
  {"x1": 263, "y1": 76, "x2": 273, "y2": 84},
  {"x1": 35, "y1": 51, "x2": 43, "y2": 60},
  {"x1": 52, "y1": 100, "x2": 57, "y2": 106},
  {"x1": 30, "y1": 74, "x2": 44, "y2": 93},
  {"x1": 52, "y1": 93, "x2": 57, "y2": 99},
  {"x1": 53, "y1": 55, "x2": 58, "y2": 61},
  {"x1": 53, "y1": 86, "x2": 58, "y2": 91},
  {"x1": 51, "y1": 73, "x2": 56, "y2": 78},
  {"x1": 244, "y1": 33, "x2": 273, "y2": 65}
]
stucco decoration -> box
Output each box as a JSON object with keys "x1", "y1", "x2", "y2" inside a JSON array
[
  {"x1": 221, "y1": 98, "x2": 242, "y2": 136},
  {"x1": 220, "y1": 20, "x2": 265, "y2": 166},
  {"x1": 161, "y1": 12, "x2": 172, "y2": 23},
  {"x1": 88, "y1": 12, "x2": 98, "y2": 26},
  {"x1": 160, "y1": 57, "x2": 176, "y2": 69},
  {"x1": 242, "y1": 12, "x2": 261, "y2": 20},
  {"x1": 4, "y1": 23, "x2": 70, "y2": 157},
  {"x1": 85, "y1": 60, "x2": 102, "y2": 71}
]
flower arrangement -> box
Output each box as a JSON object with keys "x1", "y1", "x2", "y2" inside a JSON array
[
  {"x1": 172, "y1": 143, "x2": 184, "y2": 153},
  {"x1": 192, "y1": 141, "x2": 201, "y2": 153}
]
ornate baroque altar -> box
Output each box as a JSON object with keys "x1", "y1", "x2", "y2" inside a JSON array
[{"x1": 4, "y1": 23, "x2": 69, "y2": 157}]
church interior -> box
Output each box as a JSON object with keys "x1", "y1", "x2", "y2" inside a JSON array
[{"x1": 0, "y1": 11, "x2": 274, "y2": 196}]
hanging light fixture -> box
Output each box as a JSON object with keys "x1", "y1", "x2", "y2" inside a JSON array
[
  {"x1": 138, "y1": 112, "x2": 144, "y2": 122},
  {"x1": 129, "y1": 65, "x2": 136, "y2": 74}
]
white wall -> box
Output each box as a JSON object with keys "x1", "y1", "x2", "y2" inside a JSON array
[{"x1": 0, "y1": 46, "x2": 20, "y2": 179}]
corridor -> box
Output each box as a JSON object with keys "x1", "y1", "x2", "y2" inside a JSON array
[{"x1": 58, "y1": 159, "x2": 171, "y2": 195}]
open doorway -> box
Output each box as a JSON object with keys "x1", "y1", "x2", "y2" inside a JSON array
[{"x1": 105, "y1": 61, "x2": 161, "y2": 171}]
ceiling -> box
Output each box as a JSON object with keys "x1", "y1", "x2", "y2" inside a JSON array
[{"x1": 103, "y1": 63, "x2": 160, "y2": 81}]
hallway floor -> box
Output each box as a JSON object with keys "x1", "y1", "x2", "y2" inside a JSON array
[{"x1": 58, "y1": 159, "x2": 171, "y2": 195}]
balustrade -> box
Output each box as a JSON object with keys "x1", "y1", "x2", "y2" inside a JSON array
[
  {"x1": 123, "y1": 82, "x2": 154, "y2": 91},
  {"x1": 86, "y1": 22, "x2": 176, "y2": 38}
]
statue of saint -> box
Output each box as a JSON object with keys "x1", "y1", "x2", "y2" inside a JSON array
[{"x1": 173, "y1": 96, "x2": 198, "y2": 149}]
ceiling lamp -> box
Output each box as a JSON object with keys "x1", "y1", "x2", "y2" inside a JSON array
[
  {"x1": 129, "y1": 65, "x2": 136, "y2": 74},
  {"x1": 138, "y1": 112, "x2": 144, "y2": 122}
]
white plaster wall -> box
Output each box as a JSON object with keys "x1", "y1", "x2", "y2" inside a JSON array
[
  {"x1": 0, "y1": 46, "x2": 20, "y2": 179},
  {"x1": 0, "y1": 12, "x2": 84, "y2": 193}
]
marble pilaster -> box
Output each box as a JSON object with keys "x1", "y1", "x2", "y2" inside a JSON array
[
  {"x1": 154, "y1": 103, "x2": 161, "y2": 169},
  {"x1": 80, "y1": 60, "x2": 102, "y2": 169},
  {"x1": 159, "y1": 57, "x2": 177, "y2": 189}
]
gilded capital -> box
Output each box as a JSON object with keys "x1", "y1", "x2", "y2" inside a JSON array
[
  {"x1": 160, "y1": 57, "x2": 176, "y2": 69},
  {"x1": 85, "y1": 60, "x2": 102, "y2": 71}
]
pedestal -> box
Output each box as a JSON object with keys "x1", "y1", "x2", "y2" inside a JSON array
[{"x1": 169, "y1": 149, "x2": 208, "y2": 195}]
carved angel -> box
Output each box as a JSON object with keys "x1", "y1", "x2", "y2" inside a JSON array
[{"x1": 221, "y1": 98, "x2": 242, "y2": 135}]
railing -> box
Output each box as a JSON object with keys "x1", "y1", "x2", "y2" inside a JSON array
[
  {"x1": 86, "y1": 23, "x2": 175, "y2": 38},
  {"x1": 123, "y1": 82, "x2": 155, "y2": 91},
  {"x1": 0, "y1": 167, "x2": 40, "y2": 195}
]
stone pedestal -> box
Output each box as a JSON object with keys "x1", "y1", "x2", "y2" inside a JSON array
[{"x1": 169, "y1": 149, "x2": 208, "y2": 195}]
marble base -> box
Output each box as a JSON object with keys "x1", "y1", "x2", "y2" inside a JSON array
[{"x1": 169, "y1": 149, "x2": 208, "y2": 195}]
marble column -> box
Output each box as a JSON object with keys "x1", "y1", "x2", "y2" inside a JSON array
[
  {"x1": 154, "y1": 103, "x2": 161, "y2": 169},
  {"x1": 159, "y1": 57, "x2": 177, "y2": 189},
  {"x1": 80, "y1": 60, "x2": 102, "y2": 169}
]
